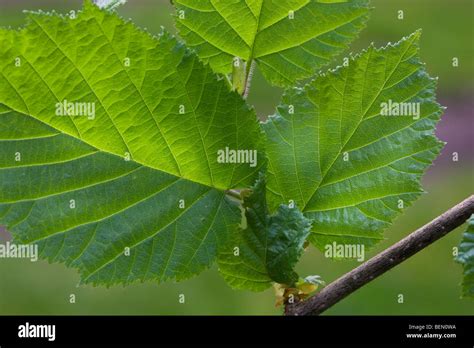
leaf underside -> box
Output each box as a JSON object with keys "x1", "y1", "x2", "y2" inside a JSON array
[
  {"x1": 456, "y1": 215, "x2": 474, "y2": 298},
  {"x1": 0, "y1": 1, "x2": 447, "y2": 293},
  {"x1": 263, "y1": 31, "x2": 444, "y2": 252},
  {"x1": 0, "y1": 1, "x2": 264, "y2": 190},
  {"x1": 174, "y1": 0, "x2": 370, "y2": 87},
  {"x1": 0, "y1": 1, "x2": 264, "y2": 285}
]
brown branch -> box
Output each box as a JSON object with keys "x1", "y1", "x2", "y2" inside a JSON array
[{"x1": 285, "y1": 194, "x2": 474, "y2": 316}]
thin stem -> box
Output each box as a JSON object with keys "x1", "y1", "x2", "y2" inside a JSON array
[
  {"x1": 243, "y1": 60, "x2": 256, "y2": 99},
  {"x1": 285, "y1": 194, "x2": 474, "y2": 316},
  {"x1": 225, "y1": 189, "x2": 242, "y2": 201}
]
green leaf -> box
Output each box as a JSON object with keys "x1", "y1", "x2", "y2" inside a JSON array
[
  {"x1": 0, "y1": 108, "x2": 242, "y2": 285},
  {"x1": 455, "y1": 215, "x2": 474, "y2": 298},
  {"x1": 218, "y1": 175, "x2": 312, "y2": 291},
  {"x1": 0, "y1": 1, "x2": 264, "y2": 285},
  {"x1": 262, "y1": 31, "x2": 444, "y2": 251},
  {"x1": 0, "y1": 1, "x2": 264, "y2": 191},
  {"x1": 174, "y1": 0, "x2": 370, "y2": 87}
]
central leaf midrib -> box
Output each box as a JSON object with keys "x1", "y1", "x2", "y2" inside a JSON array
[
  {"x1": 245, "y1": 0, "x2": 265, "y2": 68},
  {"x1": 209, "y1": 0, "x2": 252, "y2": 48}
]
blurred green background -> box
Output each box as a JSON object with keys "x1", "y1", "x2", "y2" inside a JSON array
[{"x1": 0, "y1": 0, "x2": 473, "y2": 315}]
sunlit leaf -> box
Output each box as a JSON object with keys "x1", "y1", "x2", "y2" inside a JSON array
[{"x1": 263, "y1": 31, "x2": 444, "y2": 251}]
